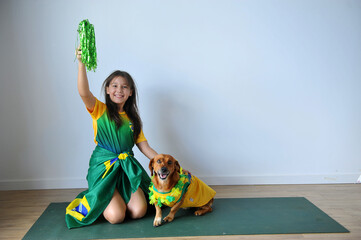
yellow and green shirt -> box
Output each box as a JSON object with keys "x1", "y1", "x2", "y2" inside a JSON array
[{"x1": 87, "y1": 98, "x2": 146, "y2": 150}]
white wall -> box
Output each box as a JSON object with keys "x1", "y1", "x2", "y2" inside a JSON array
[{"x1": 0, "y1": 0, "x2": 360, "y2": 190}]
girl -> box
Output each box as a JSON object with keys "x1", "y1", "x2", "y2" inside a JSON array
[{"x1": 65, "y1": 47, "x2": 158, "y2": 229}]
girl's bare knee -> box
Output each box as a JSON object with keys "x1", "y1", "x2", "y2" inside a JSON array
[
  {"x1": 127, "y1": 188, "x2": 147, "y2": 219},
  {"x1": 103, "y1": 208, "x2": 125, "y2": 224},
  {"x1": 103, "y1": 189, "x2": 126, "y2": 224},
  {"x1": 129, "y1": 204, "x2": 147, "y2": 219}
]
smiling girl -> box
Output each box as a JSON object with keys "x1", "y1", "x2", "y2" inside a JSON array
[{"x1": 65, "y1": 47, "x2": 158, "y2": 229}]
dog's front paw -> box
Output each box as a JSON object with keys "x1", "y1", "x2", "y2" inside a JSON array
[
  {"x1": 194, "y1": 209, "x2": 204, "y2": 216},
  {"x1": 153, "y1": 217, "x2": 162, "y2": 227},
  {"x1": 163, "y1": 214, "x2": 174, "y2": 223}
]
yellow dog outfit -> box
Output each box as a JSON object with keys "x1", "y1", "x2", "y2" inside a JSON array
[{"x1": 149, "y1": 169, "x2": 216, "y2": 208}]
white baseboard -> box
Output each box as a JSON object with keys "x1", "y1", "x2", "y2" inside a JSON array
[
  {"x1": 0, "y1": 173, "x2": 359, "y2": 190},
  {"x1": 201, "y1": 173, "x2": 360, "y2": 185},
  {"x1": 0, "y1": 178, "x2": 88, "y2": 190}
]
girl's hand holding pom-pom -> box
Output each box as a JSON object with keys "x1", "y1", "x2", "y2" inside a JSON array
[{"x1": 76, "y1": 46, "x2": 82, "y2": 63}]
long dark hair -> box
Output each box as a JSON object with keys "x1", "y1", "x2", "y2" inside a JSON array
[{"x1": 102, "y1": 70, "x2": 142, "y2": 141}]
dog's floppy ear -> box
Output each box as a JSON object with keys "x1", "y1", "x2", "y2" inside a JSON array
[
  {"x1": 175, "y1": 160, "x2": 180, "y2": 173},
  {"x1": 149, "y1": 158, "x2": 155, "y2": 176}
]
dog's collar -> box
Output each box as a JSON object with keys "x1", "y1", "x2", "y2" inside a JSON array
[
  {"x1": 149, "y1": 168, "x2": 190, "y2": 207},
  {"x1": 151, "y1": 185, "x2": 172, "y2": 194}
]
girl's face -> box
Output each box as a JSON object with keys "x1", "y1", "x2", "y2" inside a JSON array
[{"x1": 106, "y1": 76, "x2": 132, "y2": 111}]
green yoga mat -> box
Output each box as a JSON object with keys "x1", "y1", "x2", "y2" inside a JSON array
[{"x1": 23, "y1": 197, "x2": 349, "y2": 239}]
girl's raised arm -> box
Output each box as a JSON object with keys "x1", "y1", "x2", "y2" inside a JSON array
[{"x1": 76, "y1": 47, "x2": 96, "y2": 111}]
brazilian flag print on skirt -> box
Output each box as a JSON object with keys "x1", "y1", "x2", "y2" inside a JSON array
[{"x1": 65, "y1": 98, "x2": 150, "y2": 229}]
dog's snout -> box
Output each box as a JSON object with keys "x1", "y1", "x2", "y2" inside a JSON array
[{"x1": 161, "y1": 167, "x2": 168, "y2": 173}]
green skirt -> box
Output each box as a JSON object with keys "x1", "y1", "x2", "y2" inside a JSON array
[{"x1": 65, "y1": 146, "x2": 150, "y2": 229}]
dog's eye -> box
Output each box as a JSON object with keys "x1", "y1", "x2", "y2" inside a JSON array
[
  {"x1": 157, "y1": 160, "x2": 161, "y2": 164},
  {"x1": 168, "y1": 161, "x2": 172, "y2": 165}
]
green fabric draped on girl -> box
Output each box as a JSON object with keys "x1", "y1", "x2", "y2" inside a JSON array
[{"x1": 65, "y1": 98, "x2": 150, "y2": 228}]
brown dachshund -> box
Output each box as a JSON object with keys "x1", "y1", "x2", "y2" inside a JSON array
[{"x1": 149, "y1": 154, "x2": 216, "y2": 227}]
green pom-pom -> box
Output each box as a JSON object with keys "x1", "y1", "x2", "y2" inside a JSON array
[{"x1": 77, "y1": 19, "x2": 97, "y2": 72}]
